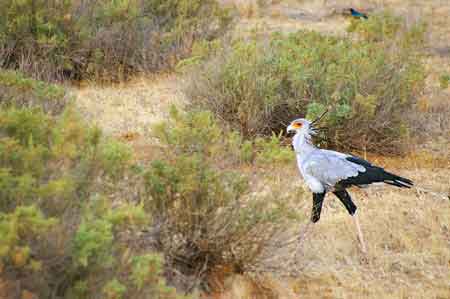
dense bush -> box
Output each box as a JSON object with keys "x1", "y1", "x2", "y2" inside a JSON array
[
  {"x1": 0, "y1": 0, "x2": 233, "y2": 81},
  {"x1": 0, "y1": 73, "x2": 300, "y2": 297},
  {"x1": 0, "y1": 76, "x2": 188, "y2": 298},
  {"x1": 0, "y1": 70, "x2": 68, "y2": 114},
  {"x1": 184, "y1": 13, "x2": 426, "y2": 153},
  {"x1": 143, "y1": 107, "x2": 300, "y2": 289}
]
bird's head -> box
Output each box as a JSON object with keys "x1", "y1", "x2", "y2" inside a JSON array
[
  {"x1": 286, "y1": 118, "x2": 311, "y2": 134},
  {"x1": 287, "y1": 110, "x2": 328, "y2": 136}
]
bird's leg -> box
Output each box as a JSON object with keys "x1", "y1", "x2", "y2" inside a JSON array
[
  {"x1": 333, "y1": 190, "x2": 367, "y2": 257},
  {"x1": 294, "y1": 221, "x2": 313, "y2": 264},
  {"x1": 353, "y1": 211, "x2": 367, "y2": 255},
  {"x1": 295, "y1": 192, "x2": 324, "y2": 255},
  {"x1": 297, "y1": 221, "x2": 312, "y2": 246}
]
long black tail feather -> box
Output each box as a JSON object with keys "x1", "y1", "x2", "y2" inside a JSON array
[
  {"x1": 383, "y1": 172, "x2": 414, "y2": 188},
  {"x1": 340, "y1": 156, "x2": 414, "y2": 189}
]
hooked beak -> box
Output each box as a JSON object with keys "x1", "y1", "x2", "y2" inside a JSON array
[{"x1": 287, "y1": 125, "x2": 295, "y2": 133}]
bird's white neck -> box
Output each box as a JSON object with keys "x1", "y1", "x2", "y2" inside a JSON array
[{"x1": 292, "y1": 130, "x2": 316, "y2": 162}]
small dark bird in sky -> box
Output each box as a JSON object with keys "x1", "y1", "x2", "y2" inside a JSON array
[{"x1": 349, "y1": 8, "x2": 368, "y2": 19}]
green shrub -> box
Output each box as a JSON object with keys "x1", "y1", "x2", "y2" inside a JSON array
[
  {"x1": 100, "y1": 139, "x2": 133, "y2": 179},
  {"x1": 152, "y1": 106, "x2": 255, "y2": 165},
  {"x1": 0, "y1": 205, "x2": 57, "y2": 268},
  {"x1": 175, "y1": 39, "x2": 224, "y2": 71},
  {"x1": 254, "y1": 133, "x2": 295, "y2": 165},
  {"x1": 103, "y1": 279, "x2": 127, "y2": 299},
  {"x1": 0, "y1": 70, "x2": 67, "y2": 114},
  {"x1": 0, "y1": 75, "x2": 188, "y2": 298},
  {"x1": 68, "y1": 200, "x2": 186, "y2": 299},
  {"x1": 73, "y1": 217, "x2": 115, "y2": 268},
  {"x1": 184, "y1": 13, "x2": 426, "y2": 153},
  {"x1": 144, "y1": 108, "x2": 301, "y2": 287},
  {"x1": 131, "y1": 254, "x2": 164, "y2": 290},
  {"x1": 439, "y1": 73, "x2": 450, "y2": 89},
  {"x1": 0, "y1": 0, "x2": 233, "y2": 81}
]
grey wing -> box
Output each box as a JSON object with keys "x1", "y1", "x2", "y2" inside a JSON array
[{"x1": 303, "y1": 151, "x2": 365, "y2": 189}]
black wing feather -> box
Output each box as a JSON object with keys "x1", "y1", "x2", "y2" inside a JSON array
[{"x1": 337, "y1": 156, "x2": 413, "y2": 189}]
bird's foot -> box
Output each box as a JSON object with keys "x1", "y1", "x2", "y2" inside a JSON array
[
  {"x1": 356, "y1": 229, "x2": 369, "y2": 264},
  {"x1": 356, "y1": 234, "x2": 367, "y2": 255}
]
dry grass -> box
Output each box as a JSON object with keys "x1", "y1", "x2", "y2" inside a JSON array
[
  {"x1": 292, "y1": 168, "x2": 450, "y2": 298},
  {"x1": 210, "y1": 274, "x2": 298, "y2": 299},
  {"x1": 69, "y1": 74, "x2": 186, "y2": 162},
  {"x1": 207, "y1": 161, "x2": 450, "y2": 299},
  {"x1": 71, "y1": 74, "x2": 185, "y2": 136},
  {"x1": 230, "y1": 0, "x2": 350, "y2": 37},
  {"x1": 222, "y1": 0, "x2": 263, "y2": 18},
  {"x1": 410, "y1": 55, "x2": 450, "y2": 159},
  {"x1": 229, "y1": 0, "x2": 450, "y2": 44}
]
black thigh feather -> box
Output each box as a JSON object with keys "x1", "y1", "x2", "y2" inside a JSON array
[
  {"x1": 311, "y1": 192, "x2": 326, "y2": 223},
  {"x1": 333, "y1": 190, "x2": 357, "y2": 215}
]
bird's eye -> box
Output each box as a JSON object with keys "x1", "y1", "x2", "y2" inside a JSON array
[{"x1": 293, "y1": 122, "x2": 302, "y2": 128}]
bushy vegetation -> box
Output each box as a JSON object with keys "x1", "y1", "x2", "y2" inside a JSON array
[
  {"x1": 0, "y1": 0, "x2": 233, "y2": 82},
  {"x1": 0, "y1": 73, "x2": 189, "y2": 298},
  {"x1": 184, "y1": 13, "x2": 426, "y2": 153},
  {"x1": 0, "y1": 69, "x2": 68, "y2": 114},
  {"x1": 142, "y1": 107, "x2": 300, "y2": 289},
  {"x1": 0, "y1": 72, "x2": 301, "y2": 297}
]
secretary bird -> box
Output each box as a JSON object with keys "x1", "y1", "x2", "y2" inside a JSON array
[{"x1": 287, "y1": 113, "x2": 413, "y2": 253}]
